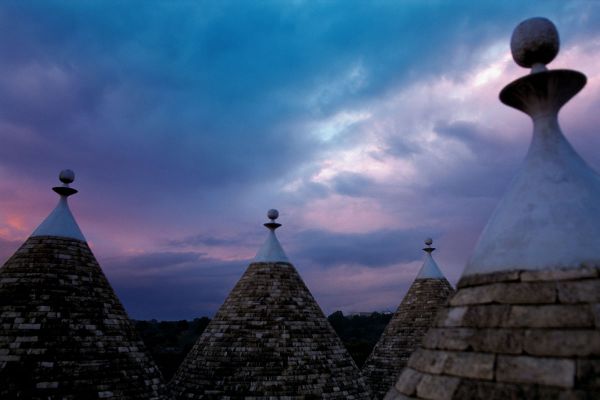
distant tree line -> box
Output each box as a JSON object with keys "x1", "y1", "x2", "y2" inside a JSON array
[
  {"x1": 135, "y1": 311, "x2": 392, "y2": 380},
  {"x1": 326, "y1": 311, "x2": 392, "y2": 367},
  {"x1": 135, "y1": 317, "x2": 210, "y2": 380}
]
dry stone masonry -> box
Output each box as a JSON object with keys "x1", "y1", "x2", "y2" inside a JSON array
[
  {"x1": 363, "y1": 241, "x2": 454, "y2": 399},
  {"x1": 386, "y1": 17, "x2": 600, "y2": 400},
  {"x1": 170, "y1": 211, "x2": 372, "y2": 399},
  {"x1": 386, "y1": 266, "x2": 600, "y2": 399},
  {"x1": 0, "y1": 172, "x2": 170, "y2": 399}
]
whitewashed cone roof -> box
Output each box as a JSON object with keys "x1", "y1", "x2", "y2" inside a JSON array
[
  {"x1": 253, "y1": 209, "x2": 289, "y2": 263},
  {"x1": 464, "y1": 17, "x2": 600, "y2": 276},
  {"x1": 31, "y1": 169, "x2": 85, "y2": 241}
]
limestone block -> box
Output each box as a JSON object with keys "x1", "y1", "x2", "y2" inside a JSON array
[
  {"x1": 496, "y1": 355, "x2": 575, "y2": 388},
  {"x1": 422, "y1": 328, "x2": 474, "y2": 351},
  {"x1": 470, "y1": 329, "x2": 523, "y2": 355},
  {"x1": 442, "y1": 351, "x2": 495, "y2": 380},
  {"x1": 394, "y1": 368, "x2": 423, "y2": 396},
  {"x1": 408, "y1": 349, "x2": 449, "y2": 374},
  {"x1": 457, "y1": 270, "x2": 520, "y2": 288},
  {"x1": 523, "y1": 329, "x2": 600, "y2": 357},
  {"x1": 558, "y1": 280, "x2": 600, "y2": 303},
  {"x1": 521, "y1": 267, "x2": 598, "y2": 282},
  {"x1": 506, "y1": 305, "x2": 594, "y2": 328},
  {"x1": 450, "y1": 282, "x2": 555, "y2": 306},
  {"x1": 463, "y1": 305, "x2": 511, "y2": 328},
  {"x1": 415, "y1": 374, "x2": 459, "y2": 400}
]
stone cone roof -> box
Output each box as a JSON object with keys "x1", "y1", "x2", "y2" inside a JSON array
[
  {"x1": 386, "y1": 19, "x2": 600, "y2": 399},
  {"x1": 362, "y1": 247, "x2": 454, "y2": 399},
  {"x1": 170, "y1": 212, "x2": 372, "y2": 399},
  {"x1": 0, "y1": 173, "x2": 169, "y2": 399}
]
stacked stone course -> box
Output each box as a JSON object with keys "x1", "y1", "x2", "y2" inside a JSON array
[
  {"x1": 386, "y1": 266, "x2": 600, "y2": 399},
  {"x1": 363, "y1": 277, "x2": 454, "y2": 399},
  {"x1": 0, "y1": 235, "x2": 170, "y2": 399}
]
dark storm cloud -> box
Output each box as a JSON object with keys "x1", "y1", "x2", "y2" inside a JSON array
[
  {"x1": 291, "y1": 228, "x2": 436, "y2": 268},
  {"x1": 105, "y1": 251, "x2": 205, "y2": 271},
  {"x1": 331, "y1": 172, "x2": 376, "y2": 198},
  {"x1": 0, "y1": 1, "x2": 573, "y2": 199},
  {"x1": 429, "y1": 119, "x2": 522, "y2": 198},
  {"x1": 105, "y1": 253, "x2": 246, "y2": 319},
  {"x1": 167, "y1": 234, "x2": 237, "y2": 248}
]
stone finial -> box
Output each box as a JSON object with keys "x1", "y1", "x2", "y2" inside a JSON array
[
  {"x1": 59, "y1": 169, "x2": 75, "y2": 184},
  {"x1": 423, "y1": 238, "x2": 435, "y2": 254},
  {"x1": 510, "y1": 17, "x2": 559, "y2": 73},
  {"x1": 468, "y1": 17, "x2": 596, "y2": 276},
  {"x1": 264, "y1": 209, "x2": 282, "y2": 231},
  {"x1": 53, "y1": 169, "x2": 78, "y2": 197},
  {"x1": 267, "y1": 209, "x2": 279, "y2": 221}
]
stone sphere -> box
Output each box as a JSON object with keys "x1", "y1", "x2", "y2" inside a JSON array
[
  {"x1": 424, "y1": 238, "x2": 433, "y2": 246},
  {"x1": 510, "y1": 17, "x2": 559, "y2": 68},
  {"x1": 59, "y1": 169, "x2": 75, "y2": 184},
  {"x1": 267, "y1": 209, "x2": 279, "y2": 220}
]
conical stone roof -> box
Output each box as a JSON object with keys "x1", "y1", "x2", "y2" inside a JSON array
[
  {"x1": 0, "y1": 171, "x2": 170, "y2": 399},
  {"x1": 386, "y1": 18, "x2": 600, "y2": 399},
  {"x1": 362, "y1": 240, "x2": 454, "y2": 399},
  {"x1": 169, "y1": 210, "x2": 372, "y2": 399}
]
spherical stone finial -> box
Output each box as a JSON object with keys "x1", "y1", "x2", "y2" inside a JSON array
[
  {"x1": 511, "y1": 17, "x2": 559, "y2": 71},
  {"x1": 267, "y1": 209, "x2": 279, "y2": 221},
  {"x1": 59, "y1": 169, "x2": 75, "y2": 184},
  {"x1": 424, "y1": 238, "x2": 433, "y2": 246}
]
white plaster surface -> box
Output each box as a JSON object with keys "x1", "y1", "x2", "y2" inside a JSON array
[
  {"x1": 464, "y1": 114, "x2": 600, "y2": 275},
  {"x1": 416, "y1": 252, "x2": 445, "y2": 279},
  {"x1": 31, "y1": 197, "x2": 86, "y2": 241},
  {"x1": 253, "y1": 229, "x2": 289, "y2": 263}
]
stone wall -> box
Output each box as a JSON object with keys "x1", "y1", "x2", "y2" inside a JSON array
[
  {"x1": 386, "y1": 266, "x2": 600, "y2": 399},
  {"x1": 0, "y1": 236, "x2": 170, "y2": 399},
  {"x1": 363, "y1": 278, "x2": 454, "y2": 399}
]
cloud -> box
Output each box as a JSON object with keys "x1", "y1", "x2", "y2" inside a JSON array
[
  {"x1": 330, "y1": 172, "x2": 376, "y2": 198},
  {"x1": 101, "y1": 250, "x2": 247, "y2": 319},
  {"x1": 291, "y1": 227, "x2": 436, "y2": 268},
  {"x1": 167, "y1": 234, "x2": 239, "y2": 248},
  {"x1": 104, "y1": 251, "x2": 205, "y2": 273}
]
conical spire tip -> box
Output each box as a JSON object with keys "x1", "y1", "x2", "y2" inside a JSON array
[
  {"x1": 254, "y1": 208, "x2": 288, "y2": 262},
  {"x1": 417, "y1": 238, "x2": 444, "y2": 279},
  {"x1": 53, "y1": 169, "x2": 77, "y2": 197},
  {"x1": 423, "y1": 238, "x2": 435, "y2": 254},
  {"x1": 264, "y1": 209, "x2": 281, "y2": 230},
  {"x1": 31, "y1": 169, "x2": 85, "y2": 241}
]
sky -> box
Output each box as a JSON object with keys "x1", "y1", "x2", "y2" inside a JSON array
[{"x1": 1, "y1": 1, "x2": 600, "y2": 320}]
